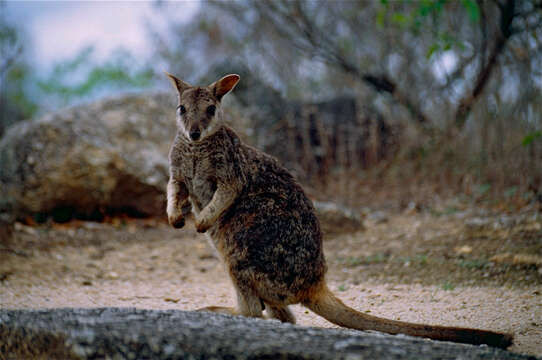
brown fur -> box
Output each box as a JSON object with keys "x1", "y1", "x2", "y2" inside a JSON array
[{"x1": 164, "y1": 72, "x2": 513, "y2": 349}]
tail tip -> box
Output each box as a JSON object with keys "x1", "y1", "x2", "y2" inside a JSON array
[
  {"x1": 498, "y1": 333, "x2": 514, "y2": 349},
  {"x1": 485, "y1": 332, "x2": 513, "y2": 349}
]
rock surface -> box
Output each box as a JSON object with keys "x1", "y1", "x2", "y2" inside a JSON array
[
  {"x1": 0, "y1": 93, "x2": 176, "y2": 219},
  {"x1": 0, "y1": 308, "x2": 535, "y2": 360}
]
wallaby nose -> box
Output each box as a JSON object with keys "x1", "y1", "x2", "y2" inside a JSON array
[{"x1": 190, "y1": 129, "x2": 201, "y2": 141}]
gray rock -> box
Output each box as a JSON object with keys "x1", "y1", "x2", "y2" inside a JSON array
[
  {"x1": 0, "y1": 213, "x2": 13, "y2": 242},
  {"x1": 463, "y1": 214, "x2": 539, "y2": 238},
  {"x1": 0, "y1": 93, "x2": 176, "y2": 218},
  {"x1": 0, "y1": 308, "x2": 534, "y2": 360},
  {"x1": 313, "y1": 201, "x2": 365, "y2": 236},
  {"x1": 366, "y1": 210, "x2": 389, "y2": 224}
]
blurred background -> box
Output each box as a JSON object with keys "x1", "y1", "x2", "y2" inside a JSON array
[{"x1": 1, "y1": 0, "x2": 541, "y2": 221}]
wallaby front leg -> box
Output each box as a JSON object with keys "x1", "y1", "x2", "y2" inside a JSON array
[
  {"x1": 167, "y1": 177, "x2": 190, "y2": 228},
  {"x1": 195, "y1": 184, "x2": 237, "y2": 233}
]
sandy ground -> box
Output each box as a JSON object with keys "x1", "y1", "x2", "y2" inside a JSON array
[{"x1": 1, "y1": 210, "x2": 541, "y2": 356}]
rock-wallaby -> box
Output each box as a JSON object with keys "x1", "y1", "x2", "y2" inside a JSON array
[{"x1": 165, "y1": 72, "x2": 513, "y2": 349}]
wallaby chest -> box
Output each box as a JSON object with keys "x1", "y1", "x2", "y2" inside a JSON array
[
  {"x1": 180, "y1": 147, "x2": 217, "y2": 212},
  {"x1": 173, "y1": 130, "x2": 236, "y2": 212}
]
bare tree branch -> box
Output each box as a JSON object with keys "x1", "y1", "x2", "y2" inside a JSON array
[
  {"x1": 253, "y1": 0, "x2": 430, "y2": 127},
  {"x1": 437, "y1": 52, "x2": 477, "y2": 91},
  {"x1": 454, "y1": 0, "x2": 517, "y2": 130},
  {"x1": 477, "y1": 0, "x2": 488, "y2": 68}
]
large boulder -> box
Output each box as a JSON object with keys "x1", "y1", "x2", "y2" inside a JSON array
[
  {"x1": 0, "y1": 308, "x2": 532, "y2": 360},
  {"x1": 0, "y1": 93, "x2": 364, "y2": 233},
  {"x1": 0, "y1": 93, "x2": 176, "y2": 220}
]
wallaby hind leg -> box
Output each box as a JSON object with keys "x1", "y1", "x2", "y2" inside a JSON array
[
  {"x1": 197, "y1": 283, "x2": 263, "y2": 318},
  {"x1": 234, "y1": 283, "x2": 264, "y2": 318},
  {"x1": 265, "y1": 303, "x2": 296, "y2": 324}
]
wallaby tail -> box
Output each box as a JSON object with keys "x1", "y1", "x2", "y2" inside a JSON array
[{"x1": 303, "y1": 285, "x2": 513, "y2": 349}]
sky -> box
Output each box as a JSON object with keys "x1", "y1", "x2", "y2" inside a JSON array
[{"x1": 3, "y1": 0, "x2": 199, "y2": 71}]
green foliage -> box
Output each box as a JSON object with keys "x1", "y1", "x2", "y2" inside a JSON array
[
  {"x1": 379, "y1": 0, "x2": 479, "y2": 26},
  {"x1": 414, "y1": 254, "x2": 428, "y2": 266},
  {"x1": 430, "y1": 206, "x2": 459, "y2": 217},
  {"x1": 476, "y1": 183, "x2": 492, "y2": 197},
  {"x1": 342, "y1": 253, "x2": 389, "y2": 267},
  {"x1": 504, "y1": 186, "x2": 518, "y2": 198},
  {"x1": 378, "y1": 0, "x2": 448, "y2": 31},
  {"x1": 4, "y1": 63, "x2": 38, "y2": 118},
  {"x1": 0, "y1": 15, "x2": 39, "y2": 134},
  {"x1": 378, "y1": 0, "x2": 476, "y2": 59},
  {"x1": 416, "y1": 0, "x2": 447, "y2": 21},
  {"x1": 426, "y1": 32, "x2": 465, "y2": 59},
  {"x1": 391, "y1": 12, "x2": 409, "y2": 28},
  {"x1": 399, "y1": 254, "x2": 429, "y2": 267},
  {"x1": 460, "y1": 0, "x2": 480, "y2": 22},
  {"x1": 37, "y1": 46, "x2": 154, "y2": 105},
  {"x1": 0, "y1": 18, "x2": 17, "y2": 46},
  {"x1": 457, "y1": 258, "x2": 491, "y2": 270},
  {"x1": 522, "y1": 130, "x2": 542, "y2": 146}
]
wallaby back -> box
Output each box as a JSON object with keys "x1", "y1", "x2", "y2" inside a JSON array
[{"x1": 303, "y1": 285, "x2": 513, "y2": 349}]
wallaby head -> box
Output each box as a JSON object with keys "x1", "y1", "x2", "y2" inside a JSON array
[{"x1": 165, "y1": 72, "x2": 240, "y2": 142}]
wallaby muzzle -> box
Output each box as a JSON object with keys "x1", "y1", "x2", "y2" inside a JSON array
[{"x1": 190, "y1": 128, "x2": 201, "y2": 141}]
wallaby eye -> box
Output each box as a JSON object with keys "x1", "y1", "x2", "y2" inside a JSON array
[
  {"x1": 178, "y1": 105, "x2": 186, "y2": 115},
  {"x1": 206, "y1": 105, "x2": 216, "y2": 117}
]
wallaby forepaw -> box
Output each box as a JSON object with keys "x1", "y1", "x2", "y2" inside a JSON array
[
  {"x1": 167, "y1": 201, "x2": 184, "y2": 228},
  {"x1": 169, "y1": 216, "x2": 185, "y2": 229},
  {"x1": 195, "y1": 220, "x2": 209, "y2": 233},
  {"x1": 195, "y1": 214, "x2": 213, "y2": 233}
]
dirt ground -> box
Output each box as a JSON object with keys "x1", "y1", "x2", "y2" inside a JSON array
[{"x1": 1, "y1": 208, "x2": 541, "y2": 356}]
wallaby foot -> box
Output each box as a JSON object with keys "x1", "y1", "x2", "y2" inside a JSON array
[
  {"x1": 170, "y1": 217, "x2": 185, "y2": 229},
  {"x1": 198, "y1": 285, "x2": 264, "y2": 317},
  {"x1": 196, "y1": 306, "x2": 238, "y2": 316},
  {"x1": 265, "y1": 304, "x2": 296, "y2": 324}
]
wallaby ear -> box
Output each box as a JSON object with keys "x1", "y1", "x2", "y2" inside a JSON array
[
  {"x1": 210, "y1": 74, "x2": 240, "y2": 101},
  {"x1": 165, "y1": 71, "x2": 191, "y2": 94}
]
